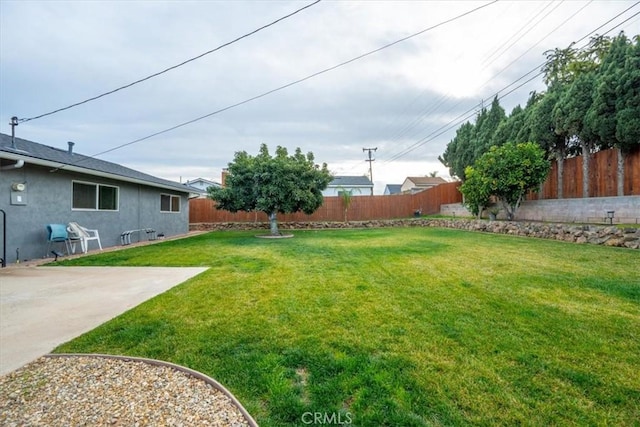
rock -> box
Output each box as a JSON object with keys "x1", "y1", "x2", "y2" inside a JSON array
[
  {"x1": 190, "y1": 219, "x2": 639, "y2": 249},
  {"x1": 604, "y1": 238, "x2": 624, "y2": 247}
]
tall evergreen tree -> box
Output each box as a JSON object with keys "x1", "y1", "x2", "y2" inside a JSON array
[
  {"x1": 587, "y1": 33, "x2": 634, "y2": 195},
  {"x1": 491, "y1": 104, "x2": 526, "y2": 147},
  {"x1": 473, "y1": 96, "x2": 506, "y2": 159},
  {"x1": 439, "y1": 121, "x2": 475, "y2": 180},
  {"x1": 530, "y1": 89, "x2": 569, "y2": 198},
  {"x1": 554, "y1": 71, "x2": 598, "y2": 197},
  {"x1": 615, "y1": 35, "x2": 640, "y2": 157}
]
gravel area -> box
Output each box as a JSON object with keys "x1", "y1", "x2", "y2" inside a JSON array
[{"x1": 0, "y1": 355, "x2": 254, "y2": 426}]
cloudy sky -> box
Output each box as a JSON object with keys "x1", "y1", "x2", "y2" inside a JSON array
[{"x1": 1, "y1": 1, "x2": 638, "y2": 194}]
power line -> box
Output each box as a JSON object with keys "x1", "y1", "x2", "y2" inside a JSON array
[
  {"x1": 305, "y1": 1, "x2": 639, "y2": 179},
  {"x1": 384, "y1": 71, "x2": 544, "y2": 164},
  {"x1": 62, "y1": 0, "x2": 499, "y2": 164},
  {"x1": 17, "y1": 0, "x2": 322, "y2": 124},
  {"x1": 382, "y1": 2, "x2": 592, "y2": 158},
  {"x1": 480, "y1": 1, "x2": 557, "y2": 67},
  {"x1": 378, "y1": 0, "x2": 567, "y2": 154},
  {"x1": 380, "y1": 1, "x2": 639, "y2": 164}
]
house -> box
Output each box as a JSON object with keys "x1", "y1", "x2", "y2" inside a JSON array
[
  {"x1": 322, "y1": 175, "x2": 373, "y2": 197},
  {"x1": 0, "y1": 133, "x2": 198, "y2": 264},
  {"x1": 184, "y1": 177, "x2": 220, "y2": 197},
  {"x1": 400, "y1": 176, "x2": 447, "y2": 194},
  {"x1": 383, "y1": 184, "x2": 402, "y2": 195}
]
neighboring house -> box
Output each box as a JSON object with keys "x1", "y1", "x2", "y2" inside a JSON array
[
  {"x1": 400, "y1": 176, "x2": 447, "y2": 194},
  {"x1": 0, "y1": 133, "x2": 198, "y2": 264},
  {"x1": 184, "y1": 177, "x2": 220, "y2": 197},
  {"x1": 384, "y1": 184, "x2": 402, "y2": 195},
  {"x1": 323, "y1": 175, "x2": 373, "y2": 197}
]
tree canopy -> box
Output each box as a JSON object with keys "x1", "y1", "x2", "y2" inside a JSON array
[
  {"x1": 208, "y1": 144, "x2": 332, "y2": 235},
  {"x1": 440, "y1": 32, "x2": 639, "y2": 198},
  {"x1": 460, "y1": 142, "x2": 549, "y2": 220}
]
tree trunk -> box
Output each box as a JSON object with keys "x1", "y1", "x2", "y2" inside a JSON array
[
  {"x1": 556, "y1": 143, "x2": 565, "y2": 199},
  {"x1": 617, "y1": 147, "x2": 625, "y2": 197},
  {"x1": 581, "y1": 143, "x2": 590, "y2": 198},
  {"x1": 556, "y1": 155, "x2": 564, "y2": 199},
  {"x1": 500, "y1": 199, "x2": 513, "y2": 221},
  {"x1": 269, "y1": 212, "x2": 279, "y2": 236}
]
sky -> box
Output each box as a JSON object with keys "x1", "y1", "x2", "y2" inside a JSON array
[{"x1": 1, "y1": 1, "x2": 638, "y2": 194}]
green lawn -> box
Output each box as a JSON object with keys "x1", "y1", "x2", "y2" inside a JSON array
[{"x1": 54, "y1": 228, "x2": 640, "y2": 426}]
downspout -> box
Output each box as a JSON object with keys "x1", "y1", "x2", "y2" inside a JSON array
[
  {"x1": 0, "y1": 160, "x2": 25, "y2": 171},
  {"x1": 0, "y1": 209, "x2": 6, "y2": 268}
]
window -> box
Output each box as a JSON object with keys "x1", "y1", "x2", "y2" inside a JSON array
[
  {"x1": 161, "y1": 194, "x2": 180, "y2": 212},
  {"x1": 72, "y1": 181, "x2": 118, "y2": 211}
]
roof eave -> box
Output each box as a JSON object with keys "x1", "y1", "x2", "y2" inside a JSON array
[{"x1": 1, "y1": 151, "x2": 191, "y2": 194}]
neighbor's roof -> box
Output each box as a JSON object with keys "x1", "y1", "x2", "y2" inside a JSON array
[
  {"x1": 185, "y1": 177, "x2": 220, "y2": 187},
  {"x1": 0, "y1": 133, "x2": 196, "y2": 193},
  {"x1": 328, "y1": 175, "x2": 373, "y2": 187},
  {"x1": 384, "y1": 184, "x2": 402, "y2": 194},
  {"x1": 405, "y1": 176, "x2": 447, "y2": 186}
]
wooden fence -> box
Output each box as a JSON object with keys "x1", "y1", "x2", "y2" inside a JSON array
[
  {"x1": 531, "y1": 147, "x2": 640, "y2": 199},
  {"x1": 189, "y1": 181, "x2": 463, "y2": 223},
  {"x1": 189, "y1": 147, "x2": 639, "y2": 224}
]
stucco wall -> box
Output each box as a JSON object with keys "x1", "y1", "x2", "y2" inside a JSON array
[
  {"x1": 441, "y1": 196, "x2": 640, "y2": 224},
  {"x1": 0, "y1": 164, "x2": 189, "y2": 264}
]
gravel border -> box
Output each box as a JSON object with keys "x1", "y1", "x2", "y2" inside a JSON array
[{"x1": 0, "y1": 354, "x2": 258, "y2": 426}]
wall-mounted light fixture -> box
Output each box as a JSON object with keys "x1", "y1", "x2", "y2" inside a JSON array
[{"x1": 11, "y1": 182, "x2": 26, "y2": 192}]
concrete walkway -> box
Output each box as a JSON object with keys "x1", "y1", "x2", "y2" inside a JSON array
[{"x1": 0, "y1": 266, "x2": 208, "y2": 376}]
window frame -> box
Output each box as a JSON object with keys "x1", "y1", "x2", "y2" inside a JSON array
[
  {"x1": 71, "y1": 180, "x2": 119, "y2": 211},
  {"x1": 160, "y1": 193, "x2": 181, "y2": 213}
]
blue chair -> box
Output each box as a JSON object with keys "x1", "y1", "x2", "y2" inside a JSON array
[{"x1": 46, "y1": 224, "x2": 71, "y2": 257}]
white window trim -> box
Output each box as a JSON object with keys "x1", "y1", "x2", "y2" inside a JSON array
[
  {"x1": 160, "y1": 193, "x2": 181, "y2": 213},
  {"x1": 71, "y1": 180, "x2": 120, "y2": 211}
]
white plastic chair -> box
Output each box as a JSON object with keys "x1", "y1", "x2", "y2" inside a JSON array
[{"x1": 67, "y1": 222, "x2": 103, "y2": 253}]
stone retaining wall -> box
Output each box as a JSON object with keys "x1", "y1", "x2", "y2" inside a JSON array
[{"x1": 190, "y1": 219, "x2": 640, "y2": 249}]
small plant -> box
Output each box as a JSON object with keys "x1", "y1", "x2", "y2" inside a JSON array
[{"x1": 338, "y1": 187, "x2": 361, "y2": 222}]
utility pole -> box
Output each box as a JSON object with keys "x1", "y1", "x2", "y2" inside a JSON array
[{"x1": 362, "y1": 147, "x2": 377, "y2": 196}]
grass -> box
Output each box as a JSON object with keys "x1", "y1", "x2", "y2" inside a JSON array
[{"x1": 54, "y1": 228, "x2": 640, "y2": 426}]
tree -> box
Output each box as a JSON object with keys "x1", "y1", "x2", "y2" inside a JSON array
[
  {"x1": 530, "y1": 89, "x2": 570, "y2": 198},
  {"x1": 491, "y1": 104, "x2": 526, "y2": 147},
  {"x1": 615, "y1": 35, "x2": 640, "y2": 160},
  {"x1": 439, "y1": 98, "x2": 506, "y2": 182},
  {"x1": 439, "y1": 121, "x2": 475, "y2": 180},
  {"x1": 337, "y1": 187, "x2": 360, "y2": 223},
  {"x1": 542, "y1": 44, "x2": 579, "y2": 87},
  {"x1": 587, "y1": 33, "x2": 639, "y2": 195},
  {"x1": 208, "y1": 144, "x2": 332, "y2": 236},
  {"x1": 554, "y1": 70, "x2": 599, "y2": 197},
  {"x1": 473, "y1": 96, "x2": 506, "y2": 159},
  {"x1": 472, "y1": 142, "x2": 550, "y2": 220},
  {"x1": 459, "y1": 165, "x2": 491, "y2": 218}
]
